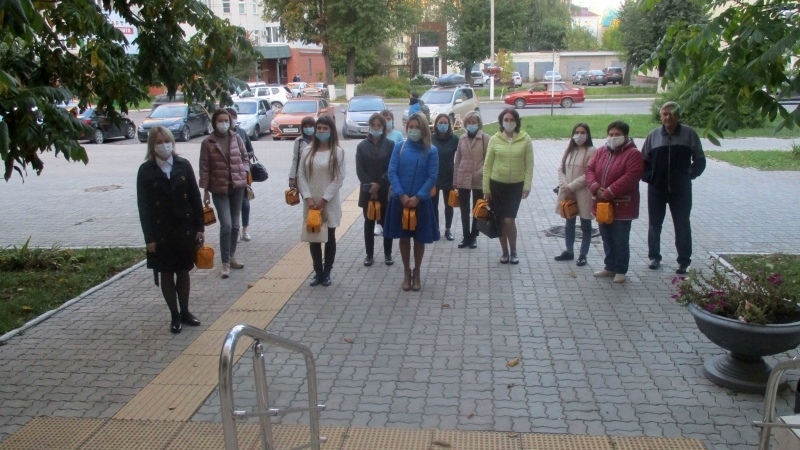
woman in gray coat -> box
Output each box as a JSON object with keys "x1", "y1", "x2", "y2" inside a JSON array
[{"x1": 554, "y1": 122, "x2": 596, "y2": 266}]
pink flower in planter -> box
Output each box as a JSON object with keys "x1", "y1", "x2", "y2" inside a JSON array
[{"x1": 768, "y1": 273, "x2": 784, "y2": 286}]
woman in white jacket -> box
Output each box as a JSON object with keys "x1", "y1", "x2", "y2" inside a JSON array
[{"x1": 554, "y1": 123, "x2": 596, "y2": 266}]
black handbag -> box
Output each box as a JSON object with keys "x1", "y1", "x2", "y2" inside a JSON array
[
  {"x1": 476, "y1": 210, "x2": 501, "y2": 239},
  {"x1": 250, "y1": 154, "x2": 268, "y2": 182}
]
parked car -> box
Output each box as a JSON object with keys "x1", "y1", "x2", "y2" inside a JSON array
[
  {"x1": 403, "y1": 85, "x2": 480, "y2": 126},
  {"x1": 341, "y1": 95, "x2": 387, "y2": 139},
  {"x1": 240, "y1": 84, "x2": 292, "y2": 109},
  {"x1": 504, "y1": 82, "x2": 585, "y2": 109},
  {"x1": 286, "y1": 82, "x2": 307, "y2": 98},
  {"x1": 270, "y1": 99, "x2": 335, "y2": 140},
  {"x1": 572, "y1": 71, "x2": 587, "y2": 84},
  {"x1": 543, "y1": 71, "x2": 562, "y2": 82},
  {"x1": 137, "y1": 103, "x2": 212, "y2": 142},
  {"x1": 232, "y1": 99, "x2": 275, "y2": 140},
  {"x1": 579, "y1": 70, "x2": 608, "y2": 86},
  {"x1": 603, "y1": 67, "x2": 624, "y2": 84},
  {"x1": 511, "y1": 72, "x2": 523, "y2": 87},
  {"x1": 151, "y1": 93, "x2": 185, "y2": 111},
  {"x1": 302, "y1": 82, "x2": 329, "y2": 98},
  {"x1": 63, "y1": 106, "x2": 136, "y2": 144},
  {"x1": 470, "y1": 71, "x2": 486, "y2": 87},
  {"x1": 436, "y1": 73, "x2": 467, "y2": 87}
]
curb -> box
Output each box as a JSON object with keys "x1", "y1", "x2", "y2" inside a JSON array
[{"x1": 0, "y1": 259, "x2": 147, "y2": 344}]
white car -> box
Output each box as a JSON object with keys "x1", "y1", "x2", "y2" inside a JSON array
[
  {"x1": 232, "y1": 99, "x2": 275, "y2": 140},
  {"x1": 402, "y1": 85, "x2": 480, "y2": 126},
  {"x1": 543, "y1": 71, "x2": 563, "y2": 82},
  {"x1": 239, "y1": 85, "x2": 292, "y2": 109},
  {"x1": 511, "y1": 71, "x2": 523, "y2": 87}
]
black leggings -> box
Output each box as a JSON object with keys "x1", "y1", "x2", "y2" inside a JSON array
[
  {"x1": 310, "y1": 227, "x2": 336, "y2": 275},
  {"x1": 431, "y1": 188, "x2": 454, "y2": 229},
  {"x1": 363, "y1": 206, "x2": 393, "y2": 258},
  {"x1": 458, "y1": 188, "x2": 483, "y2": 239}
]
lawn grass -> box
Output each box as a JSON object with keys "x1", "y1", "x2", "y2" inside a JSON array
[
  {"x1": 0, "y1": 243, "x2": 145, "y2": 335},
  {"x1": 583, "y1": 85, "x2": 656, "y2": 97},
  {"x1": 705, "y1": 150, "x2": 800, "y2": 170},
  {"x1": 722, "y1": 253, "x2": 800, "y2": 299}
]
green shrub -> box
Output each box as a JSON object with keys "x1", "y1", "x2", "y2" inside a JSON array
[
  {"x1": 385, "y1": 87, "x2": 409, "y2": 98},
  {"x1": 652, "y1": 84, "x2": 765, "y2": 130}
]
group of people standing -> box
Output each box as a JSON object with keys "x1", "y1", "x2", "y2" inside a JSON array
[
  {"x1": 135, "y1": 99, "x2": 704, "y2": 333},
  {"x1": 553, "y1": 102, "x2": 705, "y2": 284}
]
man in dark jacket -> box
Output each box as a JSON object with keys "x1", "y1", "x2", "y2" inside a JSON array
[{"x1": 641, "y1": 102, "x2": 705, "y2": 274}]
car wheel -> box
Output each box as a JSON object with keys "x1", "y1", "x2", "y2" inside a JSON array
[
  {"x1": 603, "y1": 82, "x2": 608, "y2": 86},
  {"x1": 205, "y1": 121, "x2": 212, "y2": 135},
  {"x1": 271, "y1": 102, "x2": 282, "y2": 110},
  {"x1": 560, "y1": 98, "x2": 574, "y2": 108},
  {"x1": 514, "y1": 98, "x2": 526, "y2": 109},
  {"x1": 93, "y1": 129, "x2": 104, "y2": 144},
  {"x1": 179, "y1": 126, "x2": 190, "y2": 142},
  {"x1": 252, "y1": 125, "x2": 260, "y2": 141},
  {"x1": 125, "y1": 124, "x2": 136, "y2": 139},
  {"x1": 342, "y1": 127, "x2": 350, "y2": 139}
]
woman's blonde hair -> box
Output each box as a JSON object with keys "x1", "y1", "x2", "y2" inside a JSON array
[
  {"x1": 463, "y1": 111, "x2": 483, "y2": 130},
  {"x1": 145, "y1": 126, "x2": 177, "y2": 161},
  {"x1": 406, "y1": 113, "x2": 432, "y2": 150}
]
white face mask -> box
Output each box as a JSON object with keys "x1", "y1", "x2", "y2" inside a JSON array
[
  {"x1": 216, "y1": 122, "x2": 230, "y2": 133},
  {"x1": 503, "y1": 121, "x2": 516, "y2": 132},
  {"x1": 573, "y1": 134, "x2": 587, "y2": 146},
  {"x1": 606, "y1": 135, "x2": 625, "y2": 149},
  {"x1": 154, "y1": 142, "x2": 173, "y2": 159}
]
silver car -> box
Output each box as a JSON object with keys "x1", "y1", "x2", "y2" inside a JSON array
[
  {"x1": 341, "y1": 96, "x2": 387, "y2": 139},
  {"x1": 232, "y1": 99, "x2": 275, "y2": 140}
]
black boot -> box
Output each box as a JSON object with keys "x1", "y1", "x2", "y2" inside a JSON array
[
  {"x1": 321, "y1": 264, "x2": 332, "y2": 287},
  {"x1": 310, "y1": 245, "x2": 324, "y2": 286},
  {"x1": 176, "y1": 272, "x2": 199, "y2": 326},
  {"x1": 170, "y1": 311, "x2": 182, "y2": 334}
]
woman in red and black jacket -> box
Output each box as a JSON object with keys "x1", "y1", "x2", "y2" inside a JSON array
[{"x1": 585, "y1": 120, "x2": 644, "y2": 284}]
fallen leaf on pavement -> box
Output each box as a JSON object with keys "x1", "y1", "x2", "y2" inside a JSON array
[
  {"x1": 344, "y1": 338, "x2": 354, "y2": 344},
  {"x1": 442, "y1": 303, "x2": 450, "y2": 308},
  {"x1": 507, "y1": 358, "x2": 519, "y2": 368},
  {"x1": 433, "y1": 440, "x2": 452, "y2": 448},
  {"x1": 569, "y1": 271, "x2": 577, "y2": 278},
  {"x1": 507, "y1": 432, "x2": 519, "y2": 438},
  {"x1": 247, "y1": 283, "x2": 255, "y2": 288},
  {"x1": 467, "y1": 412, "x2": 475, "y2": 419}
]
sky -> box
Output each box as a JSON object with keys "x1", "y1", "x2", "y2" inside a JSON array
[{"x1": 571, "y1": 0, "x2": 623, "y2": 13}]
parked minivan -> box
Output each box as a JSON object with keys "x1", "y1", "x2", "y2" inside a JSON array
[
  {"x1": 470, "y1": 71, "x2": 486, "y2": 87},
  {"x1": 603, "y1": 67, "x2": 624, "y2": 84}
]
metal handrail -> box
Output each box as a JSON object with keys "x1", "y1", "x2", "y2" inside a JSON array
[
  {"x1": 219, "y1": 324, "x2": 325, "y2": 450},
  {"x1": 754, "y1": 357, "x2": 800, "y2": 450}
]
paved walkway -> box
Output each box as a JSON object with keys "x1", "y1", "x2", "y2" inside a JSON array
[{"x1": 1, "y1": 135, "x2": 799, "y2": 449}]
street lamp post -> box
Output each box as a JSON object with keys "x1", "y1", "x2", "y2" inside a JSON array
[
  {"x1": 550, "y1": 45, "x2": 556, "y2": 116},
  {"x1": 489, "y1": 0, "x2": 495, "y2": 100}
]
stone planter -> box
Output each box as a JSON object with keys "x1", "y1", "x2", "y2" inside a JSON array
[{"x1": 689, "y1": 303, "x2": 800, "y2": 394}]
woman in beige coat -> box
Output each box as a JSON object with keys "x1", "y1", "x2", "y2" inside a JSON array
[
  {"x1": 453, "y1": 111, "x2": 488, "y2": 249},
  {"x1": 554, "y1": 123, "x2": 596, "y2": 266}
]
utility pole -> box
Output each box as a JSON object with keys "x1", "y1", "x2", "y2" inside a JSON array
[{"x1": 489, "y1": 0, "x2": 495, "y2": 100}]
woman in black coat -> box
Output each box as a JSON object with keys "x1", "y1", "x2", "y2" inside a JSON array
[
  {"x1": 137, "y1": 126, "x2": 205, "y2": 333},
  {"x1": 431, "y1": 113, "x2": 458, "y2": 241},
  {"x1": 355, "y1": 113, "x2": 395, "y2": 266}
]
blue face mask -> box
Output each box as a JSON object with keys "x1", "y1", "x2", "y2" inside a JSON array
[
  {"x1": 315, "y1": 132, "x2": 331, "y2": 142},
  {"x1": 437, "y1": 124, "x2": 449, "y2": 134},
  {"x1": 369, "y1": 129, "x2": 383, "y2": 138},
  {"x1": 407, "y1": 129, "x2": 422, "y2": 141},
  {"x1": 466, "y1": 124, "x2": 479, "y2": 134},
  {"x1": 385, "y1": 120, "x2": 393, "y2": 130},
  {"x1": 303, "y1": 127, "x2": 315, "y2": 136}
]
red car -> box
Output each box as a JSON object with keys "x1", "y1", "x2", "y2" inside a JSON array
[
  {"x1": 504, "y1": 82, "x2": 585, "y2": 109},
  {"x1": 269, "y1": 99, "x2": 335, "y2": 140}
]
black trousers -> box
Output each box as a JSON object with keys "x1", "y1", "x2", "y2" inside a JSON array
[
  {"x1": 431, "y1": 188, "x2": 454, "y2": 230},
  {"x1": 647, "y1": 185, "x2": 693, "y2": 266},
  {"x1": 310, "y1": 227, "x2": 336, "y2": 275},
  {"x1": 458, "y1": 188, "x2": 483, "y2": 241},
  {"x1": 363, "y1": 204, "x2": 393, "y2": 258}
]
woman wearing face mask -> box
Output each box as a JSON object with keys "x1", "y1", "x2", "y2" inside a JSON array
[
  {"x1": 585, "y1": 121, "x2": 643, "y2": 284},
  {"x1": 137, "y1": 126, "x2": 204, "y2": 333},
  {"x1": 453, "y1": 111, "x2": 488, "y2": 249},
  {"x1": 483, "y1": 108, "x2": 533, "y2": 265},
  {"x1": 297, "y1": 115, "x2": 346, "y2": 287},
  {"x1": 355, "y1": 113, "x2": 394, "y2": 266},
  {"x1": 431, "y1": 114, "x2": 458, "y2": 241},
  {"x1": 554, "y1": 123, "x2": 596, "y2": 267},
  {"x1": 381, "y1": 109, "x2": 403, "y2": 144},
  {"x1": 199, "y1": 109, "x2": 250, "y2": 278},
  {"x1": 383, "y1": 113, "x2": 440, "y2": 291},
  {"x1": 289, "y1": 116, "x2": 316, "y2": 189}
]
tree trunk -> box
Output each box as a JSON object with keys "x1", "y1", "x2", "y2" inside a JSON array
[
  {"x1": 346, "y1": 47, "x2": 356, "y2": 84},
  {"x1": 321, "y1": 44, "x2": 335, "y2": 85},
  {"x1": 623, "y1": 61, "x2": 634, "y2": 86}
]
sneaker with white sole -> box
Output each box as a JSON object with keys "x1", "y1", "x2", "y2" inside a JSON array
[
  {"x1": 374, "y1": 224, "x2": 383, "y2": 236},
  {"x1": 221, "y1": 263, "x2": 230, "y2": 278},
  {"x1": 613, "y1": 274, "x2": 627, "y2": 283},
  {"x1": 242, "y1": 232, "x2": 251, "y2": 241},
  {"x1": 229, "y1": 257, "x2": 244, "y2": 269},
  {"x1": 593, "y1": 268, "x2": 614, "y2": 277}
]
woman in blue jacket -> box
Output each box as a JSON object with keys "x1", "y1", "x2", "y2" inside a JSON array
[{"x1": 383, "y1": 113, "x2": 440, "y2": 291}]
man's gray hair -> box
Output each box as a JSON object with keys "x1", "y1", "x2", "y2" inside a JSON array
[{"x1": 660, "y1": 101, "x2": 681, "y2": 114}]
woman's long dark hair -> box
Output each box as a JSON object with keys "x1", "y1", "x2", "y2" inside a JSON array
[
  {"x1": 305, "y1": 115, "x2": 342, "y2": 179},
  {"x1": 561, "y1": 122, "x2": 593, "y2": 174}
]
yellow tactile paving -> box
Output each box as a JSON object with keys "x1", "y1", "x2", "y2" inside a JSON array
[
  {"x1": 230, "y1": 290, "x2": 294, "y2": 311},
  {"x1": 165, "y1": 422, "x2": 262, "y2": 450},
  {"x1": 113, "y1": 384, "x2": 216, "y2": 421},
  {"x1": 149, "y1": 355, "x2": 219, "y2": 386},
  {"x1": 208, "y1": 310, "x2": 280, "y2": 331},
  {"x1": 258, "y1": 424, "x2": 349, "y2": 450},
  {"x1": 519, "y1": 433, "x2": 614, "y2": 449},
  {"x1": 610, "y1": 436, "x2": 707, "y2": 450},
  {"x1": 80, "y1": 420, "x2": 183, "y2": 449},
  {"x1": 433, "y1": 429, "x2": 522, "y2": 450},
  {"x1": 339, "y1": 427, "x2": 433, "y2": 450},
  {"x1": 0, "y1": 417, "x2": 105, "y2": 450},
  {"x1": 183, "y1": 330, "x2": 245, "y2": 356}
]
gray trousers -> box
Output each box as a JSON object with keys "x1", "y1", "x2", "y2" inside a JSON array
[{"x1": 212, "y1": 187, "x2": 245, "y2": 264}]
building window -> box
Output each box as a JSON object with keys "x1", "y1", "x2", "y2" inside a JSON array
[
  {"x1": 253, "y1": 2, "x2": 257, "y2": 13},
  {"x1": 396, "y1": 52, "x2": 406, "y2": 61},
  {"x1": 239, "y1": 0, "x2": 245, "y2": 14},
  {"x1": 397, "y1": 35, "x2": 404, "y2": 44},
  {"x1": 252, "y1": 30, "x2": 259, "y2": 46},
  {"x1": 264, "y1": 26, "x2": 283, "y2": 43},
  {"x1": 223, "y1": 1, "x2": 230, "y2": 13}
]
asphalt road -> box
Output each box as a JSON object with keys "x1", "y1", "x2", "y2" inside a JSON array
[{"x1": 107, "y1": 98, "x2": 653, "y2": 148}]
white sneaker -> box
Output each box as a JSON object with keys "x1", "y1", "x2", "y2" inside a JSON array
[
  {"x1": 236, "y1": 233, "x2": 241, "y2": 242},
  {"x1": 594, "y1": 268, "x2": 614, "y2": 277},
  {"x1": 229, "y1": 257, "x2": 244, "y2": 269},
  {"x1": 221, "y1": 263, "x2": 230, "y2": 279},
  {"x1": 374, "y1": 224, "x2": 383, "y2": 236},
  {"x1": 242, "y1": 232, "x2": 251, "y2": 241},
  {"x1": 614, "y1": 274, "x2": 627, "y2": 283}
]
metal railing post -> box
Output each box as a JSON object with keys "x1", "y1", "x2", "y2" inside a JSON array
[
  {"x1": 253, "y1": 341, "x2": 275, "y2": 450},
  {"x1": 757, "y1": 357, "x2": 800, "y2": 450}
]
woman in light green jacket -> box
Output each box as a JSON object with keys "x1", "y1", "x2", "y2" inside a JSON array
[{"x1": 483, "y1": 108, "x2": 533, "y2": 264}]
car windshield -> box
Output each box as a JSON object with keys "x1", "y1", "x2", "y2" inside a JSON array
[
  {"x1": 349, "y1": 98, "x2": 384, "y2": 112},
  {"x1": 281, "y1": 101, "x2": 317, "y2": 114},
  {"x1": 77, "y1": 108, "x2": 96, "y2": 118},
  {"x1": 234, "y1": 102, "x2": 257, "y2": 115},
  {"x1": 313, "y1": 83, "x2": 325, "y2": 88},
  {"x1": 421, "y1": 90, "x2": 454, "y2": 105},
  {"x1": 150, "y1": 104, "x2": 187, "y2": 118},
  {"x1": 589, "y1": 70, "x2": 604, "y2": 75}
]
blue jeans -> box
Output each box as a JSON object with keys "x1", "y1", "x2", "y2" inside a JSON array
[
  {"x1": 212, "y1": 188, "x2": 244, "y2": 264},
  {"x1": 241, "y1": 196, "x2": 250, "y2": 227},
  {"x1": 598, "y1": 220, "x2": 632, "y2": 274},
  {"x1": 565, "y1": 217, "x2": 592, "y2": 256}
]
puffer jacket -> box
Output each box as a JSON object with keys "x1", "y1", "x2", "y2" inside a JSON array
[
  {"x1": 198, "y1": 131, "x2": 249, "y2": 195},
  {"x1": 585, "y1": 139, "x2": 643, "y2": 220},
  {"x1": 482, "y1": 131, "x2": 534, "y2": 193},
  {"x1": 453, "y1": 130, "x2": 488, "y2": 190}
]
